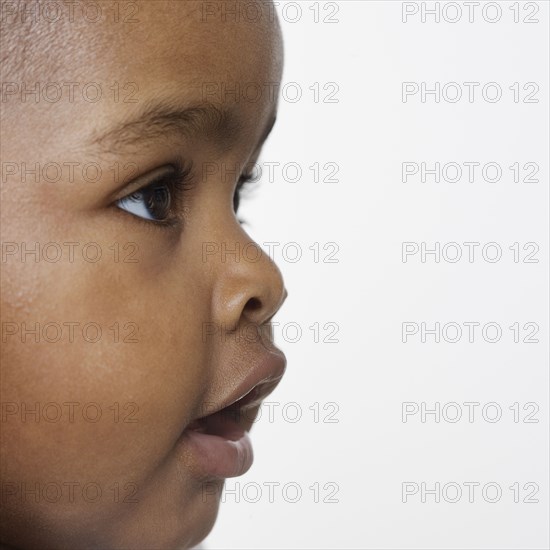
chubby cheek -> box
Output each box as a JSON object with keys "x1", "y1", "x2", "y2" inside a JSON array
[{"x1": 0, "y1": 229, "x2": 216, "y2": 541}]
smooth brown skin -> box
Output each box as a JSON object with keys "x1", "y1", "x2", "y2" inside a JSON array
[{"x1": 0, "y1": 1, "x2": 285, "y2": 547}]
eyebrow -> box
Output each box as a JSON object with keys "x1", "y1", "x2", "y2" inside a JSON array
[{"x1": 89, "y1": 100, "x2": 275, "y2": 155}]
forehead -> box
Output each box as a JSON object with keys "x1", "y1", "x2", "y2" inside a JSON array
[
  {"x1": 36, "y1": 1, "x2": 283, "y2": 100},
  {"x1": 3, "y1": 1, "x2": 283, "y2": 157}
]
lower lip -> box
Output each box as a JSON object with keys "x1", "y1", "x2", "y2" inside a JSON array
[{"x1": 180, "y1": 413, "x2": 254, "y2": 479}]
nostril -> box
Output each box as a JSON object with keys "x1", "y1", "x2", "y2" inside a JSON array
[{"x1": 245, "y1": 297, "x2": 262, "y2": 312}]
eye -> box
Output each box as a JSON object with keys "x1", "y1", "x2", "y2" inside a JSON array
[
  {"x1": 117, "y1": 185, "x2": 172, "y2": 222},
  {"x1": 116, "y1": 163, "x2": 192, "y2": 225}
]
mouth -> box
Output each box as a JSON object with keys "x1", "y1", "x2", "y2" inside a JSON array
[{"x1": 179, "y1": 348, "x2": 286, "y2": 479}]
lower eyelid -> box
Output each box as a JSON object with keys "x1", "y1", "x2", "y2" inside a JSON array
[{"x1": 116, "y1": 205, "x2": 182, "y2": 231}]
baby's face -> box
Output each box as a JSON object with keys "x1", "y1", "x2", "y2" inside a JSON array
[{"x1": 0, "y1": 1, "x2": 285, "y2": 547}]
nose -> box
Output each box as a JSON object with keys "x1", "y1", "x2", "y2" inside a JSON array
[{"x1": 211, "y1": 235, "x2": 287, "y2": 330}]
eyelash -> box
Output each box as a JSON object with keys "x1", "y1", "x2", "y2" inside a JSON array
[{"x1": 233, "y1": 173, "x2": 255, "y2": 223}]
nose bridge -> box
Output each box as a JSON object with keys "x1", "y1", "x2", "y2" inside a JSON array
[{"x1": 209, "y1": 226, "x2": 286, "y2": 329}]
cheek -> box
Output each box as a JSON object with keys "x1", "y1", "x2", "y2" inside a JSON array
[{"x1": 0, "y1": 232, "x2": 214, "y2": 536}]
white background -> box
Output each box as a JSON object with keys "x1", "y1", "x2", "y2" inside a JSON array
[{"x1": 205, "y1": 1, "x2": 549, "y2": 548}]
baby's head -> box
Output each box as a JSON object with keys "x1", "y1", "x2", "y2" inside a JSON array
[{"x1": 0, "y1": 1, "x2": 286, "y2": 547}]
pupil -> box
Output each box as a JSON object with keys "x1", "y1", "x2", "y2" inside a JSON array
[{"x1": 145, "y1": 185, "x2": 171, "y2": 220}]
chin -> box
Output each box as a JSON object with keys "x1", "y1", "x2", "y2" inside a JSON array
[{"x1": 108, "y1": 478, "x2": 225, "y2": 550}]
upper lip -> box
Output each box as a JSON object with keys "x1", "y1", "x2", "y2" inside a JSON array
[{"x1": 192, "y1": 347, "x2": 287, "y2": 423}]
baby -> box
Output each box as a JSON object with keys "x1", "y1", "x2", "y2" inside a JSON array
[{"x1": 0, "y1": 0, "x2": 287, "y2": 547}]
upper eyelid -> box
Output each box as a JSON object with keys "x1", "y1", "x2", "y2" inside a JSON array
[
  {"x1": 110, "y1": 166, "x2": 173, "y2": 202},
  {"x1": 111, "y1": 163, "x2": 189, "y2": 202}
]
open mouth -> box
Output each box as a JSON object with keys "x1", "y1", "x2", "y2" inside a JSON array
[{"x1": 186, "y1": 383, "x2": 267, "y2": 439}]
